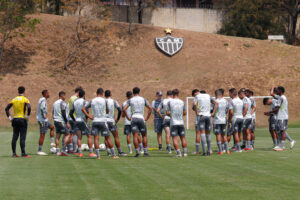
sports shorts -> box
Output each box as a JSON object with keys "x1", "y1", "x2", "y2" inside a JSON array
[
  {"x1": 170, "y1": 125, "x2": 185, "y2": 137},
  {"x1": 131, "y1": 118, "x2": 147, "y2": 134},
  {"x1": 154, "y1": 118, "x2": 163, "y2": 133},
  {"x1": 38, "y1": 121, "x2": 52, "y2": 134},
  {"x1": 213, "y1": 124, "x2": 226, "y2": 135},
  {"x1": 91, "y1": 122, "x2": 109, "y2": 136},
  {"x1": 124, "y1": 125, "x2": 132, "y2": 135},
  {"x1": 197, "y1": 115, "x2": 211, "y2": 131},
  {"x1": 54, "y1": 121, "x2": 68, "y2": 134}
]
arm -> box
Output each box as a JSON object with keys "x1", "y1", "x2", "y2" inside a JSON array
[
  {"x1": 145, "y1": 105, "x2": 152, "y2": 121},
  {"x1": 26, "y1": 103, "x2": 31, "y2": 117},
  {"x1": 82, "y1": 106, "x2": 93, "y2": 120},
  {"x1": 270, "y1": 86, "x2": 275, "y2": 97},
  {"x1": 70, "y1": 103, "x2": 76, "y2": 121},
  {"x1": 122, "y1": 104, "x2": 131, "y2": 121},
  {"x1": 243, "y1": 103, "x2": 248, "y2": 117},
  {"x1": 5, "y1": 103, "x2": 13, "y2": 120},
  {"x1": 211, "y1": 100, "x2": 218, "y2": 117},
  {"x1": 115, "y1": 107, "x2": 122, "y2": 123},
  {"x1": 250, "y1": 104, "x2": 256, "y2": 115},
  {"x1": 40, "y1": 101, "x2": 47, "y2": 119},
  {"x1": 228, "y1": 109, "x2": 233, "y2": 123},
  {"x1": 157, "y1": 102, "x2": 164, "y2": 119}
]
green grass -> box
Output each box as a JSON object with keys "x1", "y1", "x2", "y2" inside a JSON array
[{"x1": 0, "y1": 125, "x2": 299, "y2": 200}]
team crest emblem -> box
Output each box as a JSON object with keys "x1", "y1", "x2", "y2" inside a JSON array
[{"x1": 155, "y1": 28, "x2": 184, "y2": 56}]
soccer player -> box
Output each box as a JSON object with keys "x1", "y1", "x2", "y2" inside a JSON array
[
  {"x1": 36, "y1": 90, "x2": 55, "y2": 156},
  {"x1": 228, "y1": 88, "x2": 244, "y2": 153},
  {"x1": 105, "y1": 90, "x2": 127, "y2": 156},
  {"x1": 193, "y1": 90, "x2": 217, "y2": 156},
  {"x1": 263, "y1": 96, "x2": 280, "y2": 147},
  {"x1": 191, "y1": 89, "x2": 201, "y2": 154},
  {"x1": 246, "y1": 90, "x2": 256, "y2": 148},
  {"x1": 271, "y1": 86, "x2": 296, "y2": 151},
  {"x1": 212, "y1": 89, "x2": 230, "y2": 155},
  {"x1": 152, "y1": 91, "x2": 164, "y2": 151},
  {"x1": 157, "y1": 90, "x2": 173, "y2": 154},
  {"x1": 122, "y1": 91, "x2": 134, "y2": 154},
  {"x1": 70, "y1": 89, "x2": 91, "y2": 157},
  {"x1": 82, "y1": 88, "x2": 118, "y2": 159},
  {"x1": 123, "y1": 87, "x2": 152, "y2": 157},
  {"x1": 67, "y1": 86, "x2": 83, "y2": 153},
  {"x1": 53, "y1": 91, "x2": 71, "y2": 156},
  {"x1": 239, "y1": 89, "x2": 253, "y2": 151},
  {"x1": 166, "y1": 89, "x2": 188, "y2": 157},
  {"x1": 5, "y1": 86, "x2": 32, "y2": 157}
]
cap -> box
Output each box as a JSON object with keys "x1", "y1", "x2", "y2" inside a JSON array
[{"x1": 156, "y1": 91, "x2": 163, "y2": 96}]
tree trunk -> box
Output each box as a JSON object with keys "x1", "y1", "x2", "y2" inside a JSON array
[
  {"x1": 291, "y1": 14, "x2": 298, "y2": 44},
  {"x1": 138, "y1": 1, "x2": 142, "y2": 24},
  {"x1": 55, "y1": 0, "x2": 60, "y2": 15},
  {"x1": 0, "y1": 34, "x2": 8, "y2": 66}
]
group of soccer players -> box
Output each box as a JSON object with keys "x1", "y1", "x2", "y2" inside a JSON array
[{"x1": 5, "y1": 85, "x2": 295, "y2": 158}]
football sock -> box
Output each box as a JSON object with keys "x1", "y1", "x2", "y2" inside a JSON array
[
  {"x1": 167, "y1": 144, "x2": 171, "y2": 151},
  {"x1": 280, "y1": 140, "x2": 285, "y2": 148},
  {"x1": 62, "y1": 145, "x2": 67, "y2": 153},
  {"x1": 111, "y1": 148, "x2": 116, "y2": 156},
  {"x1": 118, "y1": 148, "x2": 122, "y2": 154},
  {"x1": 200, "y1": 134, "x2": 206, "y2": 154},
  {"x1": 128, "y1": 144, "x2": 132, "y2": 152},
  {"x1": 78, "y1": 147, "x2": 82, "y2": 154},
  {"x1": 159, "y1": 144, "x2": 162, "y2": 149},
  {"x1": 217, "y1": 142, "x2": 222, "y2": 153},
  {"x1": 176, "y1": 149, "x2": 181, "y2": 155},
  {"x1": 56, "y1": 148, "x2": 60, "y2": 153},
  {"x1": 143, "y1": 148, "x2": 148, "y2": 153},
  {"x1": 183, "y1": 148, "x2": 187, "y2": 154},
  {"x1": 89, "y1": 148, "x2": 93, "y2": 153},
  {"x1": 243, "y1": 140, "x2": 246, "y2": 146},
  {"x1": 50, "y1": 137, "x2": 54, "y2": 144},
  {"x1": 139, "y1": 143, "x2": 143, "y2": 151},
  {"x1": 38, "y1": 145, "x2": 42, "y2": 152},
  {"x1": 246, "y1": 141, "x2": 251, "y2": 148},
  {"x1": 107, "y1": 148, "x2": 111, "y2": 155},
  {"x1": 135, "y1": 149, "x2": 139, "y2": 154},
  {"x1": 224, "y1": 142, "x2": 229, "y2": 151},
  {"x1": 96, "y1": 149, "x2": 100, "y2": 157},
  {"x1": 251, "y1": 140, "x2": 255, "y2": 147},
  {"x1": 222, "y1": 144, "x2": 225, "y2": 151},
  {"x1": 73, "y1": 135, "x2": 78, "y2": 152},
  {"x1": 237, "y1": 142, "x2": 241, "y2": 151},
  {"x1": 272, "y1": 138, "x2": 276, "y2": 146},
  {"x1": 195, "y1": 142, "x2": 200, "y2": 153},
  {"x1": 206, "y1": 134, "x2": 211, "y2": 152},
  {"x1": 68, "y1": 143, "x2": 73, "y2": 152},
  {"x1": 286, "y1": 132, "x2": 293, "y2": 142}
]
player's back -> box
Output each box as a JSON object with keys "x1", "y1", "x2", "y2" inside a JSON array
[
  {"x1": 230, "y1": 97, "x2": 243, "y2": 119},
  {"x1": 161, "y1": 98, "x2": 172, "y2": 119},
  {"x1": 214, "y1": 98, "x2": 228, "y2": 124},
  {"x1": 37, "y1": 97, "x2": 47, "y2": 121},
  {"x1": 194, "y1": 93, "x2": 212, "y2": 116},
  {"x1": 90, "y1": 97, "x2": 107, "y2": 122},
  {"x1": 243, "y1": 97, "x2": 252, "y2": 119},
  {"x1": 10, "y1": 96, "x2": 30, "y2": 119},
  {"x1": 277, "y1": 95, "x2": 288, "y2": 120},
  {"x1": 250, "y1": 97, "x2": 256, "y2": 119},
  {"x1": 169, "y1": 98, "x2": 185, "y2": 125},
  {"x1": 128, "y1": 96, "x2": 149, "y2": 119},
  {"x1": 122, "y1": 100, "x2": 131, "y2": 125},
  {"x1": 53, "y1": 99, "x2": 65, "y2": 122},
  {"x1": 73, "y1": 98, "x2": 88, "y2": 121}
]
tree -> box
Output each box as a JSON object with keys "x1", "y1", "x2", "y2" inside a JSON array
[
  {"x1": 0, "y1": 0, "x2": 40, "y2": 66},
  {"x1": 61, "y1": 0, "x2": 110, "y2": 70},
  {"x1": 219, "y1": 0, "x2": 285, "y2": 40}
]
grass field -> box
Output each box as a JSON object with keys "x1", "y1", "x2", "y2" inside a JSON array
[{"x1": 0, "y1": 124, "x2": 299, "y2": 200}]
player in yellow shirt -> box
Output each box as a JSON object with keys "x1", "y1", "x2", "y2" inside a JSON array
[{"x1": 5, "y1": 86, "x2": 32, "y2": 158}]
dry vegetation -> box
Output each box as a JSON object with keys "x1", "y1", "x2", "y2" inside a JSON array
[{"x1": 0, "y1": 13, "x2": 300, "y2": 126}]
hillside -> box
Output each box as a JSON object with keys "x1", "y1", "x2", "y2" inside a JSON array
[{"x1": 1, "y1": 13, "x2": 300, "y2": 126}]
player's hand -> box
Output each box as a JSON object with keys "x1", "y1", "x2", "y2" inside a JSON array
[
  {"x1": 115, "y1": 119, "x2": 119, "y2": 124},
  {"x1": 66, "y1": 122, "x2": 71, "y2": 129},
  {"x1": 8, "y1": 116, "x2": 13, "y2": 121},
  {"x1": 25, "y1": 115, "x2": 30, "y2": 121},
  {"x1": 89, "y1": 115, "x2": 94, "y2": 120}
]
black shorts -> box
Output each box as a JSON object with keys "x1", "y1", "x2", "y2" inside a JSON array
[
  {"x1": 170, "y1": 125, "x2": 185, "y2": 137},
  {"x1": 107, "y1": 121, "x2": 118, "y2": 133},
  {"x1": 213, "y1": 124, "x2": 226, "y2": 135},
  {"x1": 54, "y1": 121, "x2": 69, "y2": 134},
  {"x1": 269, "y1": 116, "x2": 277, "y2": 131},
  {"x1": 75, "y1": 121, "x2": 90, "y2": 135},
  {"x1": 163, "y1": 118, "x2": 171, "y2": 128},
  {"x1": 154, "y1": 118, "x2": 163, "y2": 133},
  {"x1": 227, "y1": 122, "x2": 234, "y2": 136},
  {"x1": 91, "y1": 122, "x2": 109, "y2": 136},
  {"x1": 69, "y1": 120, "x2": 76, "y2": 134},
  {"x1": 232, "y1": 118, "x2": 243, "y2": 133},
  {"x1": 250, "y1": 119, "x2": 256, "y2": 132},
  {"x1": 38, "y1": 121, "x2": 52, "y2": 134},
  {"x1": 124, "y1": 125, "x2": 132, "y2": 135},
  {"x1": 131, "y1": 118, "x2": 147, "y2": 134},
  {"x1": 242, "y1": 118, "x2": 252, "y2": 130},
  {"x1": 197, "y1": 116, "x2": 211, "y2": 131},
  {"x1": 12, "y1": 118, "x2": 27, "y2": 129}
]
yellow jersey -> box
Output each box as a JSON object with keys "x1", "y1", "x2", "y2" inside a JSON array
[
  {"x1": 10, "y1": 96, "x2": 30, "y2": 119},
  {"x1": 68, "y1": 95, "x2": 78, "y2": 118}
]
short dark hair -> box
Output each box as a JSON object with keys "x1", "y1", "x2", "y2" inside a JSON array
[
  {"x1": 277, "y1": 86, "x2": 285, "y2": 94},
  {"x1": 238, "y1": 90, "x2": 244, "y2": 95},
  {"x1": 133, "y1": 87, "x2": 140, "y2": 95},
  {"x1": 219, "y1": 88, "x2": 225, "y2": 95},
  {"x1": 200, "y1": 90, "x2": 206, "y2": 94},
  {"x1": 167, "y1": 90, "x2": 173, "y2": 96},
  {"x1": 240, "y1": 88, "x2": 246, "y2": 92},
  {"x1": 263, "y1": 97, "x2": 269, "y2": 105},
  {"x1": 192, "y1": 89, "x2": 199, "y2": 96},
  {"x1": 97, "y1": 88, "x2": 103, "y2": 95},
  {"x1": 18, "y1": 86, "x2": 25, "y2": 94},
  {"x1": 126, "y1": 91, "x2": 132, "y2": 98},
  {"x1": 215, "y1": 90, "x2": 219, "y2": 96},
  {"x1": 172, "y1": 89, "x2": 179, "y2": 96},
  {"x1": 78, "y1": 89, "x2": 85, "y2": 98},
  {"x1": 105, "y1": 90, "x2": 111, "y2": 97},
  {"x1": 229, "y1": 88, "x2": 237, "y2": 95},
  {"x1": 59, "y1": 91, "x2": 66, "y2": 97},
  {"x1": 42, "y1": 90, "x2": 48, "y2": 96},
  {"x1": 75, "y1": 86, "x2": 83, "y2": 93}
]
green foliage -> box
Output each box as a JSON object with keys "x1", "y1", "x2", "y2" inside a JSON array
[{"x1": 219, "y1": 0, "x2": 286, "y2": 40}]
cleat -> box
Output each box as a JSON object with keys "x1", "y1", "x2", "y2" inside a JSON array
[
  {"x1": 159, "y1": 148, "x2": 163, "y2": 151},
  {"x1": 79, "y1": 153, "x2": 84, "y2": 157},
  {"x1": 89, "y1": 153, "x2": 97, "y2": 157},
  {"x1": 222, "y1": 150, "x2": 226, "y2": 153},
  {"x1": 193, "y1": 152, "x2": 200, "y2": 155},
  {"x1": 97, "y1": 156, "x2": 101, "y2": 160},
  {"x1": 68, "y1": 150, "x2": 74, "y2": 154},
  {"x1": 290, "y1": 140, "x2": 296, "y2": 149},
  {"x1": 207, "y1": 152, "x2": 211, "y2": 156},
  {"x1": 226, "y1": 150, "x2": 231, "y2": 155},
  {"x1": 183, "y1": 153, "x2": 188, "y2": 157},
  {"x1": 37, "y1": 152, "x2": 48, "y2": 156},
  {"x1": 56, "y1": 152, "x2": 62, "y2": 156},
  {"x1": 202, "y1": 153, "x2": 207, "y2": 156},
  {"x1": 233, "y1": 150, "x2": 242, "y2": 153},
  {"x1": 129, "y1": 150, "x2": 133, "y2": 154},
  {"x1": 22, "y1": 154, "x2": 32, "y2": 158},
  {"x1": 140, "y1": 150, "x2": 144, "y2": 154},
  {"x1": 241, "y1": 145, "x2": 246, "y2": 149},
  {"x1": 119, "y1": 152, "x2": 128, "y2": 157},
  {"x1": 168, "y1": 150, "x2": 172, "y2": 154},
  {"x1": 230, "y1": 146, "x2": 236, "y2": 150},
  {"x1": 217, "y1": 152, "x2": 223, "y2": 155},
  {"x1": 134, "y1": 154, "x2": 140, "y2": 158},
  {"x1": 61, "y1": 152, "x2": 70, "y2": 156},
  {"x1": 50, "y1": 143, "x2": 56, "y2": 148},
  {"x1": 12, "y1": 154, "x2": 19, "y2": 158},
  {"x1": 233, "y1": 148, "x2": 237, "y2": 151},
  {"x1": 274, "y1": 148, "x2": 284, "y2": 151},
  {"x1": 174, "y1": 154, "x2": 182, "y2": 157},
  {"x1": 72, "y1": 152, "x2": 79, "y2": 155},
  {"x1": 273, "y1": 146, "x2": 281, "y2": 150},
  {"x1": 112, "y1": 156, "x2": 119, "y2": 159},
  {"x1": 244, "y1": 148, "x2": 250, "y2": 151},
  {"x1": 143, "y1": 153, "x2": 150, "y2": 157}
]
